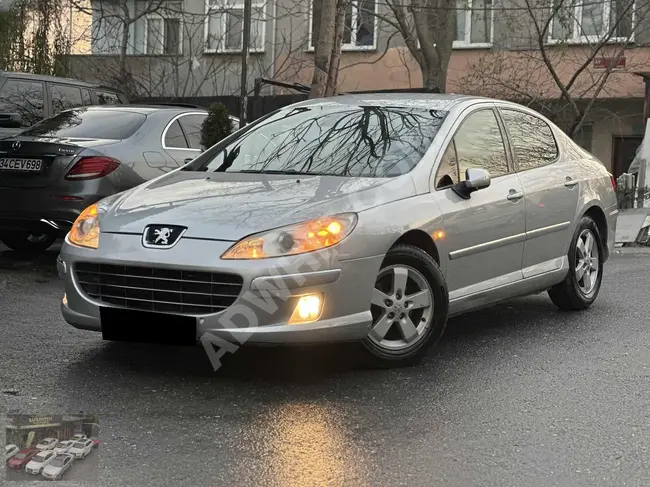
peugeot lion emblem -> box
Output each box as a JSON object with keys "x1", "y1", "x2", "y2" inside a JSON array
[
  {"x1": 12, "y1": 141, "x2": 21, "y2": 150},
  {"x1": 142, "y1": 224, "x2": 187, "y2": 249}
]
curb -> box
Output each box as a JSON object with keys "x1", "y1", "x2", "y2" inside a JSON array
[{"x1": 614, "y1": 247, "x2": 650, "y2": 254}]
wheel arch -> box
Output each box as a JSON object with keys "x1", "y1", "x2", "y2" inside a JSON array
[
  {"x1": 582, "y1": 204, "x2": 609, "y2": 260},
  {"x1": 391, "y1": 229, "x2": 440, "y2": 265}
]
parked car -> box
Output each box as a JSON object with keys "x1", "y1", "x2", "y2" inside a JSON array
[
  {"x1": 0, "y1": 71, "x2": 127, "y2": 139},
  {"x1": 0, "y1": 104, "x2": 214, "y2": 252},
  {"x1": 90, "y1": 438, "x2": 99, "y2": 448},
  {"x1": 53, "y1": 440, "x2": 73, "y2": 455},
  {"x1": 68, "y1": 439, "x2": 93, "y2": 459},
  {"x1": 7, "y1": 448, "x2": 39, "y2": 469},
  {"x1": 69, "y1": 434, "x2": 87, "y2": 442},
  {"x1": 35, "y1": 437, "x2": 58, "y2": 450},
  {"x1": 5, "y1": 444, "x2": 19, "y2": 460},
  {"x1": 25, "y1": 450, "x2": 57, "y2": 475},
  {"x1": 58, "y1": 94, "x2": 617, "y2": 367},
  {"x1": 41, "y1": 453, "x2": 74, "y2": 480}
]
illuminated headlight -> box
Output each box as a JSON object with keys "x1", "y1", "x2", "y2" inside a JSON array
[
  {"x1": 289, "y1": 293, "x2": 323, "y2": 324},
  {"x1": 221, "y1": 213, "x2": 357, "y2": 260},
  {"x1": 68, "y1": 203, "x2": 101, "y2": 249}
]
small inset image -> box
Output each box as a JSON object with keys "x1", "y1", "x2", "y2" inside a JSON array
[{"x1": 5, "y1": 414, "x2": 99, "y2": 482}]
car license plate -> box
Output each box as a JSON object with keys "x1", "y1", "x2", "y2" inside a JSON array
[
  {"x1": 0, "y1": 158, "x2": 43, "y2": 172},
  {"x1": 100, "y1": 307, "x2": 197, "y2": 346}
]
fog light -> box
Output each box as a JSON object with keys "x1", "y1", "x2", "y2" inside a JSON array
[
  {"x1": 289, "y1": 294, "x2": 323, "y2": 324},
  {"x1": 62, "y1": 293, "x2": 67, "y2": 306}
]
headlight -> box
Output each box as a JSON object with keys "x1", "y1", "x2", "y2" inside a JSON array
[
  {"x1": 68, "y1": 203, "x2": 100, "y2": 249},
  {"x1": 221, "y1": 213, "x2": 358, "y2": 259}
]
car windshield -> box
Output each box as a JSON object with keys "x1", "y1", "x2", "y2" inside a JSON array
[
  {"x1": 56, "y1": 442, "x2": 68, "y2": 447},
  {"x1": 185, "y1": 104, "x2": 447, "y2": 177},
  {"x1": 33, "y1": 454, "x2": 47, "y2": 463},
  {"x1": 19, "y1": 108, "x2": 146, "y2": 140},
  {"x1": 49, "y1": 457, "x2": 65, "y2": 467},
  {"x1": 14, "y1": 453, "x2": 27, "y2": 459},
  {"x1": 72, "y1": 442, "x2": 85, "y2": 448}
]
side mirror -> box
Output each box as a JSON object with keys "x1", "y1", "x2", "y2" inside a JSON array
[
  {"x1": 0, "y1": 113, "x2": 23, "y2": 128},
  {"x1": 452, "y1": 168, "x2": 491, "y2": 199}
]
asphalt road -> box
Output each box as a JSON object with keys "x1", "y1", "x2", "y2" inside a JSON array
[
  {"x1": 2, "y1": 243, "x2": 650, "y2": 486},
  {"x1": 5, "y1": 449, "x2": 99, "y2": 482}
]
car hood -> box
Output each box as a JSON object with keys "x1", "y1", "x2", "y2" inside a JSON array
[
  {"x1": 25, "y1": 460, "x2": 39, "y2": 468},
  {"x1": 99, "y1": 171, "x2": 416, "y2": 240},
  {"x1": 42, "y1": 465, "x2": 61, "y2": 474},
  {"x1": 8, "y1": 457, "x2": 25, "y2": 466}
]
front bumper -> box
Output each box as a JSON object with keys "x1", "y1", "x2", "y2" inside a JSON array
[{"x1": 59, "y1": 233, "x2": 381, "y2": 345}]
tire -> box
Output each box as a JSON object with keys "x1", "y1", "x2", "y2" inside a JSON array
[
  {"x1": 0, "y1": 231, "x2": 56, "y2": 253},
  {"x1": 361, "y1": 244, "x2": 449, "y2": 368},
  {"x1": 549, "y1": 216, "x2": 604, "y2": 310}
]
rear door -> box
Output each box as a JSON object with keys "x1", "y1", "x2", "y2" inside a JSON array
[
  {"x1": 162, "y1": 112, "x2": 206, "y2": 164},
  {"x1": 498, "y1": 107, "x2": 578, "y2": 278},
  {"x1": 433, "y1": 106, "x2": 526, "y2": 300}
]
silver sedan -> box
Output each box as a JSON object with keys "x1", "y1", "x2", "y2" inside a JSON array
[{"x1": 57, "y1": 94, "x2": 617, "y2": 367}]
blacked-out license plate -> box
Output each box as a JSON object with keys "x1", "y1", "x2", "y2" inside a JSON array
[{"x1": 100, "y1": 307, "x2": 197, "y2": 346}]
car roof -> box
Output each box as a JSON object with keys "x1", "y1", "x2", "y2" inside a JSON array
[
  {"x1": 0, "y1": 71, "x2": 123, "y2": 93},
  {"x1": 290, "y1": 93, "x2": 489, "y2": 111},
  {"x1": 74, "y1": 105, "x2": 207, "y2": 115}
]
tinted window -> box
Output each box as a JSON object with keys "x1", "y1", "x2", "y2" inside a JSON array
[
  {"x1": 435, "y1": 140, "x2": 459, "y2": 189},
  {"x1": 164, "y1": 120, "x2": 188, "y2": 148},
  {"x1": 187, "y1": 105, "x2": 447, "y2": 177},
  {"x1": 501, "y1": 109, "x2": 558, "y2": 170},
  {"x1": 95, "y1": 91, "x2": 120, "y2": 105},
  {"x1": 455, "y1": 109, "x2": 509, "y2": 179},
  {"x1": 51, "y1": 85, "x2": 83, "y2": 115},
  {"x1": 21, "y1": 108, "x2": 146, "y2": 139},
  {"x1": 178, "y1": 114, "x2": 206, "y2": 149},
  {"x1": 0, "y1": 79, "x2": 44, "y2": 126}
]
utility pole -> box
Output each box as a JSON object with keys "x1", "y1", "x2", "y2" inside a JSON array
[{"x1": 239, "y1": 0, "x2": 252, "y2": 129}]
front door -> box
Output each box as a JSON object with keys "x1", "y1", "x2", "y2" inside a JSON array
[
  {"x1": 499, "y1": 108, "x2": 578, "y2": 278},
  {"x1": 433, "y1": 107, "x2": 526, "y2": 300}
]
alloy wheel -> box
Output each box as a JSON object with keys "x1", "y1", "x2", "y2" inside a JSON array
[
  {"x1": 368, "y1": 264, "x2": 434, "y2": 351},
  {"x1": 575, "y1": 228, "x2": 599, "y2": 295}
]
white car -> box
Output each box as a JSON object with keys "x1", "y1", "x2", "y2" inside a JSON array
[
  {"x1": 25, "y1": 450, "x2": 57, "y2": 475},
  {"x1": 35, "y1": 437, "x2": 58, "y2": 450},
  {"x1": 68, "y1": 439, "x2": 93, "y2": 459},
  {"x1": 53, "y1": 441, "x2": 73, "y2": 455},
  {"x1": 69, "y1": 434, "x2": 87, "y2": 442},
  {"x1": 41, "y1": 453, "x2": 74, "y2": 480},
  {"x1": 5, "y1": 444, "x2": 19, "y2": 460}
]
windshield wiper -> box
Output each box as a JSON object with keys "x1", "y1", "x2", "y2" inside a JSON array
[{"x1": 238, "y1": 169, "x2": 328, "y2": 176}]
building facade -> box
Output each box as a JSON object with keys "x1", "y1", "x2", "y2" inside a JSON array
[{"x1": 66, "y1": 0, "x2": 650, "y2": 174}]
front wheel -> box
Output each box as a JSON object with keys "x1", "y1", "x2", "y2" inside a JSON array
[
  {"x1": 549, "y1": 216, "x2": 604, "y2": 310},
  {"x1": 361, "y1": 244, "x2": 449, "y2": 368},
  {"x1": 0, "y1": 231, "x2": 57, "y2": 253}
]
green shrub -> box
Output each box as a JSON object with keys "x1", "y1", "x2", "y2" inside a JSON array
[{"x1": 200, "y1": 103, "x2": 233, "y2": 149}]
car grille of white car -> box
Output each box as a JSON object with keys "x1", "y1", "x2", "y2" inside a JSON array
[{"x1": 75, "y1": 262, "x2": 243, "y2": 314}]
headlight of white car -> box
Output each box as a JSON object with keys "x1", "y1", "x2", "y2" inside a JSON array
[{"x1": 221, "y1": 213, "x2": 358, "y2": 260}]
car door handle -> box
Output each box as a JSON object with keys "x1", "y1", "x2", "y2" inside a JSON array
[
  {"x1": 507, "y1": 190, "x2": 524, "y2": 201},
  {"x1": 564, "y1": 178, "x2": 578, "y2": 188}
]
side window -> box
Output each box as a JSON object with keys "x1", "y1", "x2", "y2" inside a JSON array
[
  {"x1": 0, "y1": 79, "x2": 44, "y2": 126},
  {"x1": 81, "y1": 88, "x2": 92, "y2": 106},
  {"x1": 95, "y1": 91, "x2": 120, "y2": 105},
  {"x1": 51, "y1": 84, "x2": 83, "y2": 115},
  {"x1": 178, "y1": 114, "x2": 207, "y2": 149},
  {"x1": 455, "y1": 109, "x2": 509, "y2": 179},
  {"x1": 500, "y1": 109, "x2": 559, "y2": 170},
  {"x1": 435, "y1": 140, "x2": 459, "y2": 189},
  {"x1": 164, "y1": 120, "x2": 188, "y2": 148}
]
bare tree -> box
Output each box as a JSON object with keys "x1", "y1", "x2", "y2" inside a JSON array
[
  {"x1": 310, "y1": 0, "x2": 337, "y2": 97},
  {"x1": 458, "y1": 0, "x2": 650, "y2": 136}
]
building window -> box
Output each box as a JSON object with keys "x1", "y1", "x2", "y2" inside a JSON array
[
  {"x1": 145, "y1": 15, "x2": 182, "y2": 55},
  {"x1": 310, "y1": 0, "x2": 377, "y2": 50},
  {"x1": 550, "y1": 0, "x2": 634, "y2": 42},
  {"x1": 205, "y1": 1, "x2": 266, "y2": 53},
  {"x1": 454, "y1": 0, "x2": 493, "y2": 46}
]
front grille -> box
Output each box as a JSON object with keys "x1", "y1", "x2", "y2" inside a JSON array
[{"x1": 75, "y1": 262, "x2": 243, "y2": 314}]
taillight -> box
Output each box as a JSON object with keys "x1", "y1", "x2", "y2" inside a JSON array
[
  {"x1": 65, "y1": 156, "x2": 120, "y2": 181},
  {"x1": 610, "y1": 174, "x2": 616, "y2": 190}
]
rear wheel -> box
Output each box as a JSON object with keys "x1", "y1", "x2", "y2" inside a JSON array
[
  {"x1": 548, "y1": 216, "x2": 604, "y2": 310},
  {"x1": 0, "y1": 231, "x2": 57, "y2": 252},
  {"x1": 361, "y1": 244, "x2": 448, "y2": 368}
]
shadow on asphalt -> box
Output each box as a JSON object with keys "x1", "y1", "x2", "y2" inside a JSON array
[
  {"x1": 0, "y1": 243, "x2": 60, "y2": 274},
  {"x1": 61, "y1": 294, "x2": 567, "y2": 385}
]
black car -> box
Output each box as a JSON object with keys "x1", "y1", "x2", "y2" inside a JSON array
[{"x1": 0, "y1": 72, "x2": 128, "y2": 138}]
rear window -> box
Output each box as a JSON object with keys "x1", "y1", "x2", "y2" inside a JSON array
[{"x1": 20, "y1": 108, "x2": 146, "y2": 140}]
